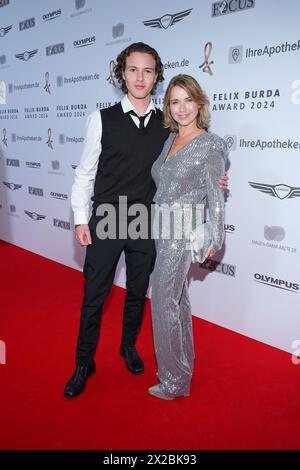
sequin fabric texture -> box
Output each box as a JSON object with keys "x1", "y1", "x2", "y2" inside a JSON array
[{"x1": 150, "y1": 132, "x2": 228, "y2": 397}]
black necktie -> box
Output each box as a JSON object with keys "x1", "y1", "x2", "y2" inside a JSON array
[{"x1": 128, "y1": 110, "x2": 152, "y2": 129}]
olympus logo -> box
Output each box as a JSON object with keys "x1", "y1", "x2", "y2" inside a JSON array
[
  {"x1": 26, "y1": 162, "x2": 41, "y2": 169},
  {"x1": 28, "y1": 186, "x2": 44, "y2": 197},
  {"x1": 50, "y1": 192, "x2": 68, "y2": 200},
  {"x1": 42, "y1": 9, "x2": 62, "y2": 21},
  {"x1": 254, "y1": 273, "x2": 299, "y2": 293},
  {"x1": 53, "y1": 218, "x2": 71, "y2": 230},
  {"x1": 46, "y1": 43, "x2": 64, "y2": 56},
  {"x1": 73, "y1": 36, "x2": 95, "y2": 48},
  {"x1": 212, "y1": 0, "x2": 255, "y2": 17}
]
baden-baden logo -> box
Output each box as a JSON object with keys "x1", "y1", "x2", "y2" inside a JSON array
[
  {"x1": 19, "y1": 17, "x2": 35, "y2": 31},
  {"x1": 0, "y1": 25, "x2": 12, "y2": 37},
  {"x1": 212, "y1": 0, "x2": 255, "y2": 17},
  {"x1": 44, "y1": 72, "x2": 51, "y2": 94},
  {"x1": 46, "y1": 43, "x2": 64, "y2": 56},
  {"x1": 229, "y1": 46, "x2": 243, "y2": 64},
  {"x1": 199, "y1": 42, "x2": 214, "y2": 76},
  {"x1": 75, "y1": 0, "x2": 85, "y2": 9},
  {"x1": 6, "y1": 158, "x2": 19, "y2": 167},
  {"x1": 223, "y1": 135, "x2": 237, "y2": 151},
  {"x1": 42, "y1": 9, "x2": 62, "y2": 22},
  {"x1": 112, "y1": 23, "x2": 124, "y2": 39},
  {"x1": 71, "y1": 0, "x2": 91, "y2": 17},
  {"x1": 28, "y1": 186, "x2": 44, "y2": 197},
  {"x1": 15, "y1": 49, "x2": 38, "y2": 61},
  {"x1": 73, "y1": 36, "x2": 95, "y2": 48},
  {"x1": 106, "y1": 23, "x2": 131, "y2": 46},
  {"x1": 51, "y1": 160, "x2": 60, "y2": 170},
  {"x1": 252, "y1": 226, "x2": 296, "y2": 254},
  {"x1": 249, "y1": 182, "x2": 300, "y2": 200},
  {"x1": 143, "y1": 9, "x2": 193, "y2": 30},
  {"x1": 264, "y1": 225, "x2": 285, "y2": 242},
  {"x1": 48, "y1": 160, "x2": 64, "y2": 177},
  {"x1": 254, "y1": 273, "x2": 298, "y2": 293},
  {"x1": 3, "y1": 182, "x2": 22, "y2": 190},
  {"x1": 46, "y1": 128, "x2": 53, "y2": 149},
  {"x1": 24, "y1": 210, "x2": 46, "y2": 221}
]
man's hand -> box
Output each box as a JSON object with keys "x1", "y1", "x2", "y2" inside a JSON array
[
  {"x1": 219, "y1": 173, "x2": 228, "y2": 191},
  {"x1": 75, "y1": 224, "x2": 92, "y2": 246}
]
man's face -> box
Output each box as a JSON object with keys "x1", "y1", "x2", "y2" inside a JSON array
[{"x1": 122, "y1": 52, "x2": 158, "y2": 101}]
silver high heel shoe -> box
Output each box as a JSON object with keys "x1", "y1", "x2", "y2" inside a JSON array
[{"x1": 148, "y1": 384, "x2": 190, "y2": 401}]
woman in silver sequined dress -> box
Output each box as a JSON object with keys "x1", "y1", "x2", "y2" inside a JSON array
[{"x1": 149, "y1": 74, "x2": 228, "y2": 400}]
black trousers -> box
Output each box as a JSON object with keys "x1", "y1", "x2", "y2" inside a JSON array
[{"x1": 75, "y1": 214, "x2": 156, "y2": 366}]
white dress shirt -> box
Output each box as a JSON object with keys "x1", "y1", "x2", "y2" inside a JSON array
[{"x1": 71, "y1": 95, "x2": 156, "y2": 225}]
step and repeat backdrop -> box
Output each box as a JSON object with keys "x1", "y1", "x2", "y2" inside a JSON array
[{"x1": 0, "y1": 0, "x2": 299, "y2": 354}]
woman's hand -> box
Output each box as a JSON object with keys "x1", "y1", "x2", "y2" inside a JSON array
[
  {"x1": 204, "y1": 245, "x2": 217, "y2": 259},
  {"x1": 218, "y1": 173, "x2": 228, "y2": 190}
]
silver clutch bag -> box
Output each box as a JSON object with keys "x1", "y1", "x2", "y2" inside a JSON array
[{"x1": 190, "y1": 221, "x2": 213, "y2": 263}]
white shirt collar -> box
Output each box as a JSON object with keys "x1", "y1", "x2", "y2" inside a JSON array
[{"x1": 121, "y1": 94, "x2": 156, "y2": 115}]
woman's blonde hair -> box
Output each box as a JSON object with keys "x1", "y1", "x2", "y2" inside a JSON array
[{"x1": 163, "y1": 74, "x2": 210, "y2": 132}]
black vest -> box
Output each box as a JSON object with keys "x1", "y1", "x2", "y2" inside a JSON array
[{"x1": 92, "y1": 102, "x2": 170, "y2": 213}]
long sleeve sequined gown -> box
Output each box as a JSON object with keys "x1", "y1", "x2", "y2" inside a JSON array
[{"x1": 150, "y1": 132, "x2": 228, "y2": 397}]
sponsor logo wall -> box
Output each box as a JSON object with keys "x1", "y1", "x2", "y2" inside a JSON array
[{"x1": 0, "y1": 0, "x2": 299, "y2": 354}]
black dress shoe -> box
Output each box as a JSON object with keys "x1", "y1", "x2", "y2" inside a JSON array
[
  {"x1": 120, "y1": 345, "x2": 144, "y2": 374},
  {"x1": 64, "y1": 360, "x2": 96, "y2": 398}
]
